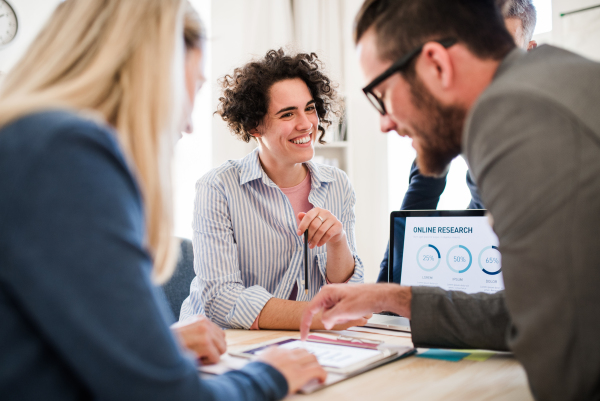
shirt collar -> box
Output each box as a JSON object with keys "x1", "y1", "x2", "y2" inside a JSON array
[
  {"x1": 239, "y1": 148, "x2": 336, "y2": 188},
  {"x1": 493, "y1": 47, "x2": 526, "y2": 81}
]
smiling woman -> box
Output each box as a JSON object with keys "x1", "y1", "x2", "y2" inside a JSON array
[{"x1": 179, "y1": 49, "x2": 366, "y2": 331}]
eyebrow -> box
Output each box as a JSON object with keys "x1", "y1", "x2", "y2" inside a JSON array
[{"x1": 275, "y1": 100, "x2": 316, "y2": 116}]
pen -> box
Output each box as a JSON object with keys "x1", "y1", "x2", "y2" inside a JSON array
[{"x1": 304, "y1": 230, "x2": 308, "y2": 295}]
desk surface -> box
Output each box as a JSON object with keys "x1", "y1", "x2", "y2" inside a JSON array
[{"x1": 225, "y1": 329, "x2": 534, "y2": 401}]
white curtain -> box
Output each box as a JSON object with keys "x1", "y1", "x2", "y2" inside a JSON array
[
  {"x1": 242, "y1": 0, "x2": 294, "y2": 57},
  {"x1": 292, "y1": 0, "x2": 345, "y2": 91}
]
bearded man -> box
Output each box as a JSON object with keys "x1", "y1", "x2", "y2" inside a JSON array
[{"x1": 301, "y1": 1, "x2": 600, "y2": 400}]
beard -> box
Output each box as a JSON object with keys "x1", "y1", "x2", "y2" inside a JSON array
[{"x1": 407, "y1": 74, "x2": 467, "y2": 177}]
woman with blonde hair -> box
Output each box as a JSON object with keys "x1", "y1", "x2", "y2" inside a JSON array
[{"x1": 0, "y1": 0, "x2": 325, "y2": 398}]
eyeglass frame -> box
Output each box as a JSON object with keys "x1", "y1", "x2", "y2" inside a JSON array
[{"x1": 362, "y1": 38, "x2": 458, "y2": 116}]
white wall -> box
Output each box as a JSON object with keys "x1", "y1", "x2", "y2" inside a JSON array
[
  {"x1": 0, "y1": 0, "x2": 62, "y2": 73},
  {"x1": 341, "y1": 0, "x2": 389, "y2": 282},
  {"x1": 550, "y1": 0, "x2": 600, "y2": 61}
]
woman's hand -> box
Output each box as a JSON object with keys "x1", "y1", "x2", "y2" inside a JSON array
[
  {"x1": 171, "y1": 315, "x2": 226, "y2": 365},
  {"x1": 297, "y1": 208, "x2": 345, "y2": 249},
  {"x1": 258, "y1": 347, "x2": 327, "y2": 394}
]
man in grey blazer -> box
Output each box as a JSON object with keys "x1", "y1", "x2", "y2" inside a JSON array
[{"x1": 301, "y1": 0, "x2": 600, "y2": 399}]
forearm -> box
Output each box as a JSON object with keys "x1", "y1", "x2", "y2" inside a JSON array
[
  {"x1": 325, "y1": 232, "x2": 355, "y2": 283},
  {"x1": 410, "y1": 286, "x2": 510, "y2": 350},
  {"x1": 258, "y1": 298, "x2": 335, "y2": 330}
]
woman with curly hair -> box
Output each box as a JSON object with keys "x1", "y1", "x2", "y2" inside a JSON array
[{"x1": 180, "y1": 49, "x2": 366, "y2": 330}]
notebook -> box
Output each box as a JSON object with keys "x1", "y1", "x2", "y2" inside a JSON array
[{"x1": 199, "y1": 334, "x2": 415, "y2": 394}]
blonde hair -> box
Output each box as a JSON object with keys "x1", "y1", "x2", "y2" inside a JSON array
[{"x1": 0, "y1": 0, "x2": 187, "y2": 284}]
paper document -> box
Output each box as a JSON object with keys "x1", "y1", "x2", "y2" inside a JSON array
[{"x1": 246, "y1": 339, "x2": 383, "y2": 369}]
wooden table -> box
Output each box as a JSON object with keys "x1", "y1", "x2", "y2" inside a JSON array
[{"x1": 225, "y1": 329, "x2": 534, "y2": 401}]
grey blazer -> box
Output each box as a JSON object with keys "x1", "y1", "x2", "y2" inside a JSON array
[{"x1": 410, "y1": 46, "x2": 600, "y2": 401}]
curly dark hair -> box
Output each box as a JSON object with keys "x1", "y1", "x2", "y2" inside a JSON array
[{"x1": 216, "y1": 49, "x2": 342, "y2": 144}]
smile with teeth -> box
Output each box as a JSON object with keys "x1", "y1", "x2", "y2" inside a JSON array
[{"x1": 291, "y1": 134, "x2": 311, "y2": 144}]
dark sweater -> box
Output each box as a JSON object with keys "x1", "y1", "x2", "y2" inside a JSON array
[{"x1": 0, "y1": 110, "x2": 287, "y2": 400}]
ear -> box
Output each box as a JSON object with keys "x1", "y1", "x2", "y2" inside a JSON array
[
  {"x1": 527, "y1": 40, "x2": 538, "y2": 51},
  {"x1": 416, "y1": 42, "x2": 455, "y2": 95},
  {"x1": 249, "y1": 128, "x2": 261, "y2": 138}
]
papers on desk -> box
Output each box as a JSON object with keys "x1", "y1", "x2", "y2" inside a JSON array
[
  {"x1": 346, "y1": 325, "x2": 412, "y2": 338},
  {"x1": 199, "y1": 335, "x2": 415, "y2": 394}
]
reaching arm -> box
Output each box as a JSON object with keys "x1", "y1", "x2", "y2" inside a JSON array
[
  {"x1": 258, "y1": 298, "x2": 369, "y2": 330},
  {"x1": 1, "y1": 116, "x2": 288, "y2": 400}
]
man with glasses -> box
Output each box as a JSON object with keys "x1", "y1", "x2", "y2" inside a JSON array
[
  {"x1": 301, "y1": 0, "x2": 600, "y2": 399},
  {"x1": 377, "y1": 0, "x2": 538, "y2": 284}
]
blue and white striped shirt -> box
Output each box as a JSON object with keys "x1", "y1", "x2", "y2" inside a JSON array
[{"x1": 180, "y1": 148, "x2": 364, "y2": 328}]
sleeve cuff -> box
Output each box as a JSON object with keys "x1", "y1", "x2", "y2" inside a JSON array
[
  {"x1": 250, "y1": 313, "x2": 261, "y2": 330},
  {"x1": 226, "y1": 285, "x2": 273, "y2": 329},
  {"x1": 241, "y1": 362, "x2": 289, "y2": 399}
]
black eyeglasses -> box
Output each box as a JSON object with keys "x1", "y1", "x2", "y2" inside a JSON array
[{"x1": 362, "y1": 38, "x2": 457, "y2": 115}]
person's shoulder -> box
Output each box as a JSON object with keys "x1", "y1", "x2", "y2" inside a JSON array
[
  {"x1": 0, "y1": 109, "x2": 122, "y2": 163},
  {"x1": 195, "y1": 155, "x2": 245, "y2": 190},
  {"x1": 483, "y1": 46, "x2": 600, "y2": 104},
  {"x1": 309, "y1": 161, "x2": 352, "y2": 189}
]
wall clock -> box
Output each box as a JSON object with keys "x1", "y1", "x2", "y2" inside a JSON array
[{"x1": 0, "y1": 0, "x2": 18, "y2": 47}]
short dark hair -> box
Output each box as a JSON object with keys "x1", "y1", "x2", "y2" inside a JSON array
[
  {"x1": 216, "y1": 49, "x2": 341, "y2": 144},
  {"x1": 504, "y1": 0, "x2": 537, "y2": 43},
  {"x1": 354, "y1": 0, "x2": 515, "y2": 66}
]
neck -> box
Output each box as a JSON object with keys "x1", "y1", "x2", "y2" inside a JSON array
[
  {"x1": 460, "y1": 58, "x2": 503, "y2": 111},
  {"x1": 258, "y1": 149, "x2": 307, "y2": 188},
  {"x1": 447, "y1": 46, "x2": 505, "y2": 111}
]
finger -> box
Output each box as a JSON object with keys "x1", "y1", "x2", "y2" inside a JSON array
[
  {"x1": 297, "y1": 208, "x2": 321, "y2": 234},
  {"x1": 297, "y1": 212, "x2": 306, "y2": 226},
  {"x1": 303, "y1": 362, "x2": 328, "y2": 385},
  {"x1": 320, "y1": 303, "x2": 362, "y2": 329},
  {"x1": 317, "y1": 221, "x2": 343, "y2": 246},
  {"x1": 293, "y1": 349, "x2": 320, "y2": 365},
  {"x1": 307, "y1": 217, "x2": 324, "y2": 244},
  {"x1": 212, "y1": 329, "x2": 227, "y2": 355},
  {"x1": 200, "y1": 342, "x2": 221, "y2": 365},
  {"x1": 300, "y1": 299, "x2": 326, "y2": 340},
  {"x1": 310, "y1": 219, "x2": 335, "y2": 249}
]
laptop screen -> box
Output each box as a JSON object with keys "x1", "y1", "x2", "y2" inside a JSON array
[{"x1": 389, "y1": 210, "x2": 504, "y2": 294}]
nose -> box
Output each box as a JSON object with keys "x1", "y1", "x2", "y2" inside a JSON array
[
  {"x1": 379, "y1": 113, "x2": 397, "y2": 133},
  {"x1": 296, "y1": 111, "x2": 313, "y2": 132},
  {"x1": 184, "y1": 116, "x2": 194, "y2": 134}
]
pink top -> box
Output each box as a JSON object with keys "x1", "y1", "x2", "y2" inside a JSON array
[
  {"x1": 250, "y1": 171, "x2": 313, "y2": 330},
  {"x1": 280, "y1": 171, "x2": 313, "y2": 226}
]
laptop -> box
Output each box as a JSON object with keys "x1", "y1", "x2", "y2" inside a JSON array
[{"x1": 365, "y1": 209, "x2": 504, "y2": 332}]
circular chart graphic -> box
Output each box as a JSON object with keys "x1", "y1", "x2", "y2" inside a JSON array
[
  {"x1": 478, "y1": 246, "x2": 502, "y2": 275},
  {"x1": 416, "y1": 244, "x2": 441, "y2": 272},
  {"x1": 446, "y1": 245, "x2": 472, "y2": 273}
]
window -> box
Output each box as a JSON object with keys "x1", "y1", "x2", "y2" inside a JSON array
[
  {"x1": 532, "y1": 0, "x2": 553, "y2": 35},
  {"x1": 387, "y1": 134, "x2": 472, "y2": 212},
  {"x1": 173, "y1": 0, "x2": 212, "y2": 239}
]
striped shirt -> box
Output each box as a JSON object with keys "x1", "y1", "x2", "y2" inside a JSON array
[{"x1": 179, "y1": 148, "x2": 364, "y2": 328}]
